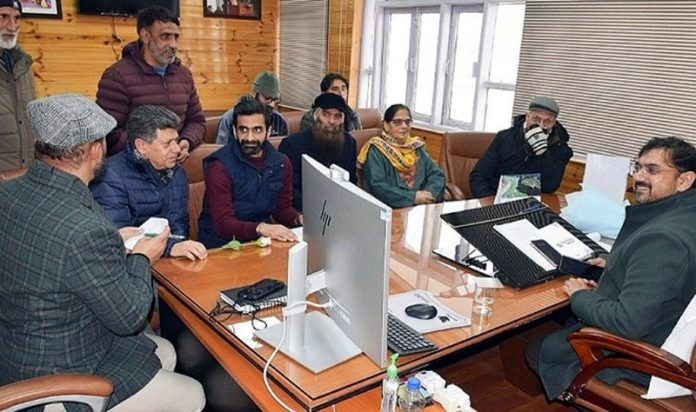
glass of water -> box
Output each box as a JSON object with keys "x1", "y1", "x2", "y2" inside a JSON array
[{"x1": 473, "y1": 285, "x2": 495, "y2": 317}]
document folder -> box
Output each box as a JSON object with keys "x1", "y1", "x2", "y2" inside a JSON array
[{"x1": 440, "y1": 198, "x2": 605, "y2": 289}]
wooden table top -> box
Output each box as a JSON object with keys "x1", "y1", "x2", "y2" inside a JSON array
[{"x1": 153, "y1": 196, "x2": 569, "y2": 411}]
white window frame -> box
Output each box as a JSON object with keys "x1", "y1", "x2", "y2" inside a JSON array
[{"x1": 359, "y1": 0, "x2": 525, "y2": 131}]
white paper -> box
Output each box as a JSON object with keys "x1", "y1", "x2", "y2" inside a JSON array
[
  {"x1": 493, "y1": 219, "x2": 555, "y2": 271},
  {"x1": 644, "y1": 294, "x2": 696, "y2": 399},
  {"x1": 539, "y1": 222, "x2": 593, "y2": 260},
  {"x1": 228, "y1": 316, "x2": 281, "y2": 349},
  {"x1": 291, "y1": 226, "x2": 303, "y2": 241},
  {"x1": 389, "y1": 289, "x2": 470, "y2": 334},
  {"x1": 584, "y1": 154, "x2": 631, "y2": 205},
  {"x1": 124, "y1": 217, "x2": 169, "y2": 250}
]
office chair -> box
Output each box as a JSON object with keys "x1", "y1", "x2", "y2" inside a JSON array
[
  {"x1": 0, "y1": 374, "x2": 113, "y2": 412},
  {"x1": 439, "y1": 131, "x2": 495, "y2": 200},
  {"x1": 563, "y1": 327, "x2": 696, "y2": 412}
]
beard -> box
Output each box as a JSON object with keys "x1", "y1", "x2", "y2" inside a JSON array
[
  {"x1": 239, "y1": 139, "x2": 264, "y2": 156},
  {"x1": 148, "y1": 41, "x2": 176, "y2": 65},
  {"x1": 0, "y1": 31, "x2": 18, "y2": 50},
  {"x1": 311, "y1": 119, "x2": 344, "y2": 158}
]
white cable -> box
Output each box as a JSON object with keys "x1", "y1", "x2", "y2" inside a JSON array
[{"x1": 263, "y1": 300, "x2": 334, "y2": 412}]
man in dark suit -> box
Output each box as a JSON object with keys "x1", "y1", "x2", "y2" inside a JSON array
[
  {"x1": 528, "y1": 137, "x2": 696, "y2": 402},
  {"x1": 0, "y1": 94, "x2": 205, "y2": 411}
]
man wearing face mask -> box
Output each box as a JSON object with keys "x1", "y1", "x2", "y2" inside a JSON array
[
  {"x1": 469, "y1": 96, "x2": 573, "y2": 198},
  {"x1": 198, "y1": 96, "x2": 301, "y2": 248},
  {"x1": 0, "y1": 0, "x2": 35, "y2": 173},
  {"x1": 96, "y1": 6, "x2": 206, "y2": 160}
]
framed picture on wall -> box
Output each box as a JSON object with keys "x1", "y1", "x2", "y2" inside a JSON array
[
  {"x1": 20, "y1": 0, "x2": 62, "y2": 19},
  {"x1": 204, "y1": 0, "x2": 261, "y2": 20}
]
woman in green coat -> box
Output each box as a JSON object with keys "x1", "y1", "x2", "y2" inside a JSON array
[{"x1": 358, "y1": 104, "x2": 445, "y2": 208}]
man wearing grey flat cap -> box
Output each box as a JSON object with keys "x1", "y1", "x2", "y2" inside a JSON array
[
  {"x1": 470, "y1": 96, "x2": 573, "y2": 198},
  {"x1": 0, "y1": 94, "x2": 205, "y2": 411},
  {"x1": 0, "y1": 0, "x2": 36, "y2": 173}
]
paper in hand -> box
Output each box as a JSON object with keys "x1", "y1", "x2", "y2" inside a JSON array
[{"x1": 124, "y1": 217, "x2": 169, "y2": 250}]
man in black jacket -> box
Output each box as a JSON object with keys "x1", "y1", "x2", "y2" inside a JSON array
[{"x1": 469, "y1": 96, "x2": 573, "y2": 198}]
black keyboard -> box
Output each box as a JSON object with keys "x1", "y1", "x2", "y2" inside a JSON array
[{"x1": 387, "y1": 314, "x2": 439, "y2": 355}]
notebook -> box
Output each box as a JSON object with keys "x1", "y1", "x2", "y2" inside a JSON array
[{"x1": 219, "y1": 284, "x2": 287, "y2": 314}]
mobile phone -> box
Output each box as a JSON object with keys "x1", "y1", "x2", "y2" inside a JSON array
[
  {"x1": 558, "y1": 256, "x2": 604, "y2": 282},
  {"x1": 237, "y1": 279, "x2": 285, "y2": 302},
  {"x1": 530, "y1": 239, "x2": 562, "y2": 265}
]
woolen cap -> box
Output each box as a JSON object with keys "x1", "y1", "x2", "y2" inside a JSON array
[
  {"x1": 0, "y1": 0, "x2": 21, "y2": 13},
  {"x1": 26, "y1": 93, "x2": 117, "y2": 148},
  {"x1": 313, "y1": 93, "x2": 347, "y2": 113},
  {"x1": 252, "y1": 71, "x2": 281, "y2": 99},
  {"x1": 529, "y1": 96, "x2": 560, "y2": 116}
]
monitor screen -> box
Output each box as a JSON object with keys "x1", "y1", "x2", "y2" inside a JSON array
[
  {"x1": 255, "y1": 155, "x2": 391, "y2": 372},
  {"x1": 78, "y1": 0, "x2": 180, "y2": 17}
]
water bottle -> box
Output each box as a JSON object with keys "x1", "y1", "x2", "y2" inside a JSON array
[
  {"x1": 380, "y1": 353, "x2": 400, "y2": 412},
  {"x1": 398, "y1": 376, "x2": 426, "y2": 412}
]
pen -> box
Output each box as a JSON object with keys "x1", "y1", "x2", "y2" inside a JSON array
[{"x1": 144, "y1": 233, "x2": 187, "y2": 240}]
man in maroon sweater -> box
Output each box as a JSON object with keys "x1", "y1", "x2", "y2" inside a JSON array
[{"x1": 197, "y1": 96, "x2": 301, "y2": 248}]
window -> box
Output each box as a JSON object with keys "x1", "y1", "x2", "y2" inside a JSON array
[{"x1": 361, "y1": 1, "x2": 526, "y2": 132}]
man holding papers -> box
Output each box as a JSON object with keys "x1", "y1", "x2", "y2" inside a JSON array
[
  {"x1": 91, "y1": 105, "x2": 207, "y2": 260},
  {"x1": 0, "y1": 94, "x2": 205, "y2": 411},
  {"x1": 529, "y1": 137, "x2": 696, "y2": 402}
]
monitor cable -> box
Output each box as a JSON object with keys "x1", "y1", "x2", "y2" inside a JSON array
[{"x1": 263, "y1": 300, "x2": 334, "y2": 412}]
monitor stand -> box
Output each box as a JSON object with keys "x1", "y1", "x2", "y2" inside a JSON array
[{"x1": 254, "y1": 241, "x2": 361, "y2": 374}]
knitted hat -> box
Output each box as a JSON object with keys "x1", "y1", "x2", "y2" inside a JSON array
[
  {"x1": 529, "y1": 96, "x2": 560, "y2": 116},
  {"x1": 26, "y1": 94, "x2": 117, "y2": 148},
  {"x1": 313, "y1": 93, "x2": 347, "y2": 113},
  {"x1": 0, "y1": 0, "x2": 21, "y2": 13},
  {"x1": 252, "y1": 71, "x2": 281, "y2": 99}
]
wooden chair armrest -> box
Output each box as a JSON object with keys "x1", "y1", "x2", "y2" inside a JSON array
[
  {"x1": 0, "y1": 374, "x2": 113, "y2": 412},
  {"x1": 564, "y1": 327, "x2": 696, "y2": 400},
  {"x1": 445, "y1": 182, "x2": 465, "y2": 201}
]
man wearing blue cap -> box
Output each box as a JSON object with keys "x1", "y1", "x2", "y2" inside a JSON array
[
  {"x1": 470, "y1": 96, "x2": 573, "y2": 198},
  {"x1": 0, "y1": 0, "x2": 35, "y2": 173}
]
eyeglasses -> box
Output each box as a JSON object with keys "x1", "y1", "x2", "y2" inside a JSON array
[
  {"x1": 390, "y1": 119, "x2": 412, "y2": 127},
  {"x1": 528, "y1": 114, "x2": 555, "y2": 128},
  {"x1": 632, "y1": 163, "x2": 680, "y2": 176}
]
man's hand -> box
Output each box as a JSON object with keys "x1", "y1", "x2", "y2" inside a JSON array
[
  {"x1": 178, "y1": 139, "x2": 190, "y2": 163},
  {"x1": 257, "y1": 223, "x2": 297, "y2": 242},
  {"x1": 587, "y1": 257, "x2": 606, "y2": 268},
  {"x1": 118, "y1": 226, "x2": 143, "y2": 245},
  {"x1": 132, "y1": 227, "x2": 169, "y2": 264},
  {"x1": 562, "y1": 277, "x2": 597, "y2": 297},
  {"x1": 414, "y1": 191, "x2": 436, "y2": 205},
  {"x1": 170, "y1": 240, "x2": 208, "y2": 261}
]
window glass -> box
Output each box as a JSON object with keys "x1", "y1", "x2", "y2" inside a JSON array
[
  {"x1": 414, "y1": 13, "x2": 440, "y2": 116},
  {"x1": 384, "y1": 13, "x2": 412, "y2": 107},
  {"x1": 489, "y1": 3, "x2": 526, "y2": 84},
  {"x1": 448, "y1": 11, "x2": 483, "y2": 123},
  {"x1": 484, "y1": 88, "x2": 514, "y2": 132}
]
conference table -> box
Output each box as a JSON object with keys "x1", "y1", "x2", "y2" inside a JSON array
[{"x1": 152, "y1": 196, "x2": 571, "y2": 411}]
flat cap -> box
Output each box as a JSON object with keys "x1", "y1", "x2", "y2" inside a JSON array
[
  {"x1": 27, "y1": 93, "x2": 117, "y2": 148},
  {"x1": 0, "y1": 0, "x2": 21, "y2": 13},
  {"x1": 529, "y1": 96, "x2": 559, "y2": 116},
  {"x1": 313, "y1": 93, "x2": 347, "y2": 113}
]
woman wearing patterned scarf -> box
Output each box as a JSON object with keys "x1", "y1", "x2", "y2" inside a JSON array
[{"x1": 357, "y1": 104, "x2": 445, "y2": 208}]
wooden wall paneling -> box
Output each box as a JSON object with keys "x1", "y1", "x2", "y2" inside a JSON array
[
  {"x1": 20, "y1": 0, "x2": 280, "y2": 112},
  {"x1": 327, "y1": 0, "x2": 363, "y2": 108}
]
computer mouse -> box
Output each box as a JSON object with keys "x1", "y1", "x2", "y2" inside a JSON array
[{"x1": 405, "y1": 303, "x2": 438, "y2": 320}]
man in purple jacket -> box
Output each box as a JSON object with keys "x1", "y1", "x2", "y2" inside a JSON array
[{"x1": 96, "y1": 6, "x2": 206, "y2": 160}]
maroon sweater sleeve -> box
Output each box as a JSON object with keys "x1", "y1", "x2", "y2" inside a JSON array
[
  {"x1": 205, "y1": 160, "x2": 258, "y2": 241},
  {"x1": 273, "y1": 155, "x2": 301, "y2": 226}
]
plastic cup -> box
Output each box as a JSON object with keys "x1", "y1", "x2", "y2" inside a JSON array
[{"x1": 473, "y1": 285, "x2": 494, "y2": 317}]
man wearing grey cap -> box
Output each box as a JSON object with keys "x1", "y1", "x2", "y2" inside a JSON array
[
  {"x1": 470, "y1": 96, "x2": 573, "y2": 198},
  {"x1": 0, "y1": 94, "x2": 205, "y2": 411},
  {"x1": 0, "y1": 0, "x2": 36, "y2": 173}
]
